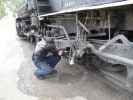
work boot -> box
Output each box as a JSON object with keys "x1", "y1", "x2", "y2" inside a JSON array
[
  {"x1": 34, "y1": 70, "x2": 58, "y2": 80},
  {"x1": 34, "y1": 72, "x2": 45, "y2": 80},
  {"x1": 45, "y1": 70, "x2": 58, "y2": 78}
]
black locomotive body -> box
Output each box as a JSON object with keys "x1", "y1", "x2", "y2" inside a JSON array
[{"x1": 16, "y1": 0, "x2": 133, "y2": 91}]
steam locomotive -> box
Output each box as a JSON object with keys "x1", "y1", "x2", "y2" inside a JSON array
[{"x1": 16, "y1": 0, "x2": 133, "y2": 91}]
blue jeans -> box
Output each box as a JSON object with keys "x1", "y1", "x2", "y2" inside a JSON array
[{"x1": 32, "y1": 54, "x2": 60, "y2": 78}]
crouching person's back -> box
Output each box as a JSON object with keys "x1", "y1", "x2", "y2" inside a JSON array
[{"x1": 32, "y1": 38, "x2": 62, "y2": 80}]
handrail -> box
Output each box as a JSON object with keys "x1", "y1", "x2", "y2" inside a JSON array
[{"x1": 46, "y1": 24, "x2": 70, "y2": 40}]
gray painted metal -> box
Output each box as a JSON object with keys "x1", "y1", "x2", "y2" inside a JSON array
[
  {"x1": 49, "y1": 0, "x2": 126, "y2": 11},
  {"x1": 24, "y1": 0, "x2": 128, "y2": 15},
  {"x1": 38, "y1": 0, "x2": 126, "y2": 14},
  {"x1": 22, "y1": 0, "x2": 130, "y2": 17},
  {"x1": 39, "y1": 0, "x2": 133, "y2": 17}
]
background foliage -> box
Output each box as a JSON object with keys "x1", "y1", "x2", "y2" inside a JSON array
[
  {"x1": 0, "y1": 0, "x2": 6, "y2": 18},
  {"x1": 0, "y1": 0, "x2": 24, "y2": 18}
]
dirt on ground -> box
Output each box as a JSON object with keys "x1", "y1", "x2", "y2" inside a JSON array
[
  {"x1": 17, "y1": 40, "x2": 133, "y2": 100},
  {"x1": 0, "y1": 13, "x2": 133, "y2": 100}
]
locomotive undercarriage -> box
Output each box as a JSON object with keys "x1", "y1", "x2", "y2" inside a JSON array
[
  {"x1": 39, "y1": 7, "x2": 133, "y2": 91},
  {"x1": 16, "y1": 3, "x2": 133, "y2": 91}
]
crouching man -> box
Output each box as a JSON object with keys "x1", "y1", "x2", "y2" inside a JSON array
[{"x1": 32, "y1": 38, "x2": 63, "y2": 79}]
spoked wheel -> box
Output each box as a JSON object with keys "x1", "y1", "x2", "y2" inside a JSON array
[
  {"x1": 16, "y1": 21, "x2": 26, "y2": 38},
  {"x1": 68, "y1": 47, "x2": 75, "y2": 65},
  {"x1": 63, "y1": 46, "x2": 76, "y2": 65}
]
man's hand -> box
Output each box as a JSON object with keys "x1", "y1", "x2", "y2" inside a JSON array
[{"x1": 58, "y1": 49, "x2": 64, "y2": 56}]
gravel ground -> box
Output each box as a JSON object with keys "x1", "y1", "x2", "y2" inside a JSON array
[
  {"x1": 0, "y1": 13, "x2": 133, "y2": 100},
  {"x1": 17, "y1": 39, "x2": 133, "y2": 100}
]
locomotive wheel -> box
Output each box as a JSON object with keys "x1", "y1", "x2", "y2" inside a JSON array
[
  {"x1": 62, "y1": 46, "x2": 76, "y2": 65},
  {"x1": 76, "y1": 49, "x2": 127, "y2": 72},
  {"x1": 16, "y1": 23, "x2": 26, "y2": 39},
  {"x1": 88, "y1": 54, "x2": 127, "y2": 72}
]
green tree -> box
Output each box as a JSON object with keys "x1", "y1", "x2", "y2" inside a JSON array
[
  {"x1": 0, "y1": 0, "x2": 24, "y2": 18},
  {"x1": 0, "y1": 0, "x2": 6, "y2": 18}
]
